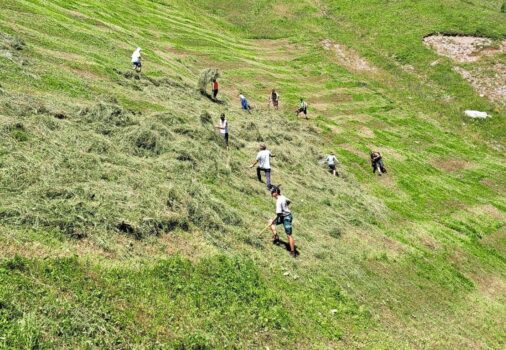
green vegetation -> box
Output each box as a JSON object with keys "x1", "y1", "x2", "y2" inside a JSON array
[{"x1": 0, "y1": 0, "x2": 505, "y2": 348}]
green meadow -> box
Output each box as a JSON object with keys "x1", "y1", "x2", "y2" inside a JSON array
[{"x1": 0, "y1": 0, "x2": 505, "y2": 348}]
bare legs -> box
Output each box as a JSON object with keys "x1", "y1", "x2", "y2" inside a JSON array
[{"x1": 269, "y1": 221, "x2": 295, "y2": 255}]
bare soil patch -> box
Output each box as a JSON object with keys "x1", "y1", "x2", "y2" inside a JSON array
[
  {"x1": 339, "y1": 143, "x2": 368, "y2": 158},
  {"x1": 34, "y1": 46, "x2": 85, "y2": 62},
  {"x1": 431, "y1": 158, "x2": 473, "y2": 172},
  {"x1": 470, "y1": 270, "x2": 506, "y2": 301},
  {"x1": 321, "y1": 39, "x2": 378, "y2": 73},
  {"x1": 423, "y1": 35, "x2": 506, "y2": 63},
  {"x1": 454, "y1": 64, "x2": 506, "y2": 106},
  {"x1": 468, "y1": 204, "x2": 505, "y2": 221},
  {"x1": 358, "y1": 126, "x2": 375, "y2": 138},
  {"x1": 424, "y1": 35, "x2": 506, "y2": 104},
  {"x1": 481, "y1": 227, "x2": 506, "y2": 256}
]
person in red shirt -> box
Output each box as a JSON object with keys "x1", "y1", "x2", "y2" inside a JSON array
[{"x1": 212, "y1": 79, "x2": 219, "y2": 100}]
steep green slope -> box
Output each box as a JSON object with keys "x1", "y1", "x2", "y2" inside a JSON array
[{"x1": 0, "y1": 0, "x2": 505, "y2": 349}]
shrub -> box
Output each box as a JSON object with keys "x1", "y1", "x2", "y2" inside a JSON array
[{"x1": 502, "y1": 2, "x2": 506, "y2": 13}]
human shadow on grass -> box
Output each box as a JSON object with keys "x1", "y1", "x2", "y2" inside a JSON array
[
  {"x1": 200, "y1": 91, "x2": 226, "y2": 105},
  {"x1": 273, "y1": 238, "x2": 300, "y2": 257}
]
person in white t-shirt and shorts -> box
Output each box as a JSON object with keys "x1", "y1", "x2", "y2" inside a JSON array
[
  {"x1": 269, "y1": 185, "x2": 296, "y2": 257},
  {"x1": 249, "y1": 144, "x2": 274, "y2": 190},
  {"x1": 325, "y1": 152, "x2": 339, "y2": 176}
]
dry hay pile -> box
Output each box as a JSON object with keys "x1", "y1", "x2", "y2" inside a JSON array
[{"x1": 197, "y1": 68, "x2": 220, "y2": 94}]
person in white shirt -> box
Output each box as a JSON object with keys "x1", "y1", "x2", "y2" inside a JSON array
[
  {"x1": 269, "y1": 185, "x2": 296, "y2": 257},
  {"x1": 296, "y1": 98, "x2": 308, "y2": 119},
  {"x1": 325, "y1": 152, "x2": 339, "y2": 176},
  {"x1": 215, "y1": 113, "x2": 229, "y2": 149},
  {"x1": 131, "y1": 47, "x2": 142, "y2": 72},
  {"x1": 249, "y1": 144, "x2": 274, "y2": 190}
]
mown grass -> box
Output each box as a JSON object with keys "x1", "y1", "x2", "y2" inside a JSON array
[{"x1": 0, "y1": 0, "x2": 505, "y2": 348}]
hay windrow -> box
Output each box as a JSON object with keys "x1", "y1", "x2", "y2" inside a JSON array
[
  {"x1": 197, "y1": 68, "x2": 220, "y2": 95},
  {"x1": 78, "y1": 102, "x2": 139, "y2": 134},
  {"x1": 0, "y1": 32, "x2": 26, "y2": 64}
]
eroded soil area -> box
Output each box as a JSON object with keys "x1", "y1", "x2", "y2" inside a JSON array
[
  {"x1": 424, "y1": 35, "x2": 506, "y2": 105},
  {"x1": 424, "y1": 35, "x2": 505, "y2": 63}
]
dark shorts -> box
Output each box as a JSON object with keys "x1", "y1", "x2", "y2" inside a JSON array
[
  {"x1": 276, "y1": 214, "x2": 293, "y2": 235},
  {"x1": 272, "y1": 100, "x2": 279, "y2": 107},
  {"x1": 223, "y1": 133, "x2": 229, "y2": 145},
  {"x1": 297, "y1": 107, "x2": 307, "y2": 115},
  {"x1": 133, "y1": 61, "x2": 141, "y2": 68},
  {"x1": 329, "y1": 164, "x2": 336, "y2": 171}
]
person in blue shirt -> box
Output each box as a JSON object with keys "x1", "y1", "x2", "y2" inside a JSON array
[{"x1": 239, "y1": 93, "x2": 251, "y2": 112}]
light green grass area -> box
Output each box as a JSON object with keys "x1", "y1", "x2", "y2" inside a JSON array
[{"x1": 0, "y1": 0, "x2": 505, "y2": 348}]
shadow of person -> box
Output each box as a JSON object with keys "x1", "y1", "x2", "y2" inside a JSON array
[
  {"x1": 273, "y1": 238, "x2": 300, "y2": 257},
  {"x1": 200, "y1": 91, "x2": 226, "y2": 104}
]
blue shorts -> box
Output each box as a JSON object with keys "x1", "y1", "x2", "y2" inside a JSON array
[{"x1": 276, "y1": 214, "x2": 293, "y2": 235}]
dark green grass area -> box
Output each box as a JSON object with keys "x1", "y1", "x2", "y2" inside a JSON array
[
  {"x1": 0, "y1": 254, "x2": 372, "y2": 349},
  {"x1": 1, "y1": 255, "x2": 281, "y2": 348}
]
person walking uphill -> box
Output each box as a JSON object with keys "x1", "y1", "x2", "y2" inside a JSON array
[
  {"x1": 326, "y1": 152, "x2": 339, "y2": 176},
  {"x1": 215, "y1": 113, "x2": 229, "y2": 149},
  {"x1": 212, "y1": 79, "x2": 219, "y2": 100},
  {"x1": 239, "y1": 93, "x2": 252, "y2": 113},
  {"x1": 370, "y1": 151, "x2": 387, "y2": 176},
  {"x1": 250, "y1": 144, "x2": 274, "y2": 190},
  {"x1": 131, "y1": 47, "x2": 142, "y2": 72},
  {"x1": 296, "y1": 98, "x2": 308, "y2": 119},
  {"x1": 270, "y1": 89, "x2": 280, "y2": 110},
  {"x1": 269, "y1": 185, "x2": 296, "y2": 257}
]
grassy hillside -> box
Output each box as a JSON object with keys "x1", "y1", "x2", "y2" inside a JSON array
[{"x1": 0, "y1": 0, "x2": 505, "y2": 349}]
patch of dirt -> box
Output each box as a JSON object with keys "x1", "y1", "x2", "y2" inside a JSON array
[
  {"x1": 468, "y1": 204, "x2": 505, "y2": 221},
  {"x1": 69, "y1": 67, "x2": 103, "y2": 80},
  {"x1": 423, "y1": 35, "x2": 506, "y2": 63},
  {"x1": 471, "y1": 271, "x2": 506, "y2": 301},
  {"x1": 454, "y1": 64, "x2": 506, "y2": 106},
  {"x1": 160, "y1": 232, "x2": 216, "y2": 262},
  {"x1": 344, "y1": 228, "x2": 407, "y2": 260},
  {"x1": 348, "y1": 114, "x2": 374, "y2": 123},
  {"x1": 424, "y1": 35, "x2": 506, "y2": 105},
  {"x1": 339, "y1": 143, "x2": 368, "y2": 158},
  {"x1": 431, "y1": 158, "x2": 473, "y2": 172},
  {"x1": 358, "y1": 126, "x2": 375, "y2": 138},
  {"x1": 419, "y1": 234, "x2": 439, "y2": 251},
  {"x1": 375, "y1": 147, "x2": 406, "y2": 162},
  {"x1": 481, "y1": 227, "x2": 506, "y2": 256},
  {"x1": 480, "y1": 178, "x2": 504, "y2": 192},
  {"x1": 311, "y1": 91, "x2": 354, "y2": 105},
  {"x1": 321, "y1": 39, "x2": 378, "y2": 73},
  {"x1": 33, "y1": 46, "x2": 84, "y2": 62}
]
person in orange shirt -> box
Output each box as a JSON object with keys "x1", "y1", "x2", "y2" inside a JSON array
[{"x1": 212, "y1": 79, "x2": 219, "y2": 100}]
